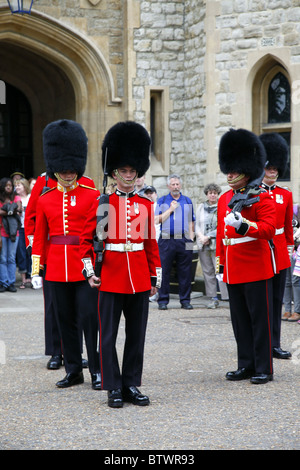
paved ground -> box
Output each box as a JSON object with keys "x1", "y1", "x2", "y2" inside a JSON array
[{"x1": 0, "y1": 283, "x2": 299, "y2": 452}]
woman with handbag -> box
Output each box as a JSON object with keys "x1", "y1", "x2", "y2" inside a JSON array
[{"x1": 195, "y1": 183, "x2": 228, "y2": 308}]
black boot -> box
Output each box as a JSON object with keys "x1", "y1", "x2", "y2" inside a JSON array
[{"x1": 56, "y1": 372, "x2": 84, "y2": 388}]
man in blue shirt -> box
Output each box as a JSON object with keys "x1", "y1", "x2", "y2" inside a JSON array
[{"x1": 155, "y1": 174, "x2": 195, "y2": 310}]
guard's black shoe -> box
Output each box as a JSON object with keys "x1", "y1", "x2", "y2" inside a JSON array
[
  {"x1": 56, "y1": 372, "x2": 84, "y2": 388},
  {"x1": 250, "y1": 374, "x2": 273, "y2": 384},
  {"x1": 91, "y1": 373, "x2": 102, "y2": 390},
  {"x1": 47, "y1": 355, "x2": 63, "y2": 370},
  {"x1": 225, "y1": 368, "x2": 254, "y2": 381},
  {"x1": 108, "y1": 389, "x2": 123, "y2": 408},
  {"x1": 82, "y1": 358, "x2": 89, "y2": 368},
  {"x1": 273, "y1": 347, "x2": 291, "y2": 359},
  {"x1": 122, "y1": 386, "x2": 150, "y2": 406}
]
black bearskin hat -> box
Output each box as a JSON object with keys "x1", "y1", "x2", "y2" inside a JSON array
[
  {"x1": 259, "y1": 132, "x2": 288, "y2": 177},
  {"x1": 219, "y1": 128, "x2": 266, "y2": 181},
  {"x1": 102, "y1": 121, "x2": 151, "y2": 177},
  {"x1": 43, "y1": 119, "x2": 88, "y2": 179}
]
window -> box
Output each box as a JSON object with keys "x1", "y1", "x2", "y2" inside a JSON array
[
  {"x1": 143, "y1": 86, "x2": 171, "y2": 176},
  {"x1": 150, "y1": 90, "x2": 163, "y2": 162},
  {"x1": 255, "y1": 64, "x2": 291, "y2": 181},
  {"x1": 268, "y1": 72, "x2": 290, "y2": 124}
]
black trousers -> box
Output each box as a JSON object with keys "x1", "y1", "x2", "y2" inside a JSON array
[
  {"x1": 49, "y1": 280, "x2": 100, "y2": 375},
  {"x1": 98, "y1": 291, "x2": 150, "y2": 390},
  {"x1": 227, "y1": 279, "x2": 273, "y2": 375},
  {"x1": 43, "y1": 269, "x2": 62, "y2": 356},
  {"x1": 43, "y1": 265, "x2": 85, "y2": 357},
  {"x1": 272, "y1": 269, "x2": 287, "y2": 348}
]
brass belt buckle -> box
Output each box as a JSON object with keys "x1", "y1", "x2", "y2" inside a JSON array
[
  {"x1": 224, "y1": 238, "x2": 231, "y2": 246},
  {"x1": 124, "y1": 242, "x2": 133, "y2": 251}
]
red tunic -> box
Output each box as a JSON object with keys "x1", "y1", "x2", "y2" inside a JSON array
[
  {"x1": 80, "y1": 189, "x2": 161, "y2": 294},
  {"x1": 261, "y1": 183, "x2": 293, "y2": 272},
  {"x1": 25, "y1": 173, "x2": 95, "y2": 247},
  {"x1": 216, "y1": 189, "x2": 276, "y2": 284},
  {"x1": 32, "y1": 182, "x2": 100, "y2": 282}
]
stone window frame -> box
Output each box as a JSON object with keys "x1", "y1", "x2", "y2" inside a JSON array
[
  {"x1": 143, "y1": 86, "x2": 172, "y2": 176},
  {"x1": 253, "y1": 62, "x2": 291, "y2": 181}
]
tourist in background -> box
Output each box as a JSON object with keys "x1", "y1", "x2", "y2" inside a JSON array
[
  {"x1": 0, "y1": 177, "x2": 22, "y2": 292},
  {"x1": 196, "y1": 183, "x2": 228, "y2": 308},
  {"x1": 155, "y1": 174, "x2": 195, "y2": 310},
  {"x1": 15, "y1": 178, "x2": 32, "y2": 288}
]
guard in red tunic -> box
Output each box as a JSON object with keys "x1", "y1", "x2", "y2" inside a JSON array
[
  {"x1": 31, "y1": 119, "x2": 101, "y2": 390},
  {"x1": 216, "y1": 128, "x2": 276, "y2": 384},
  {"x1": 25, "y1": 171, "x2": 95, "y2": 370},
  {"x1": 260, "y1": 133, "x2": 293, "y2": 359},
  {"x1": 80, "y1": 121, "x2": 161, "y2": 408}
]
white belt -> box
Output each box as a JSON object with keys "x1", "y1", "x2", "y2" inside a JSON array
[
  {"x1": 275, "y1": 227, "x2": 284, "y2": 235},
  {"x1": 223, "y1": 236, "x2": 257, "y2": 246},
  {"x1": 105, "y1": 242, "x2": 144, "y2": 252}
]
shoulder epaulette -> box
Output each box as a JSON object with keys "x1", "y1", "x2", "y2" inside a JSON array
[
  {"x1": 40, "y1": 187, "x2": 56, "y2": 197},
  {"x1": 79, "y1": 184, "x2": 98, "y2": 191},
  {"x1": 278, "y1": 185, "x2": 291, "y2": 192}
]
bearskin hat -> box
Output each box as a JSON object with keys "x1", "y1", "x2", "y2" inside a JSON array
[
  {"x1": 102, "y1": 121, "x2": 151, "y2": 177},
  {"x1": 218, "y1": 128, "x2": 267, "y2": 181},
  {"x1": 259, "y1": 132, "x2": 288, "y2": 177},
  {"x1": 43, "y1": 119, "x2": 88, "y2": 179}
]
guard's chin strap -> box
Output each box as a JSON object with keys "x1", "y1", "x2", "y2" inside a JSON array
[
  {"x1": 227, "y1": 173, "x2": 246, "y2": 184},
  {"x1": 267, "y1": 173, "x2": 279, "y2": 183},
  {"x1": 114, "y1": 169, "x2": 138, "y2": 185},
  {"x1": 54, "y1": 173, "x2": 78, "y2": 186}
]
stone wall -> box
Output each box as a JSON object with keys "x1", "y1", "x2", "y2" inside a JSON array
[
  {"x1": 133, "y1": 1, "x2": 207, "y2": 201},
  {"x1": 26, "y1": 1, "x2": 300, "y2": 204}
]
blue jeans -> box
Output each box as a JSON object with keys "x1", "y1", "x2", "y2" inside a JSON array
[{"x1": 0, "y1": 235, "x2": 19, "y2": 287}]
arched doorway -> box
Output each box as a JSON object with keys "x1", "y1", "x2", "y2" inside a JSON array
[
  {"x1": 0, "y1": 8, "x2": 122, "y2": 187},
  {"x1": 0, "y1": 40, "x2": 76, "y2": 179}
]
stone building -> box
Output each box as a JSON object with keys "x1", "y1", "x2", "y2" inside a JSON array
[{"x1": 0, "y1": 0, "x2": 299, "y2": 205}]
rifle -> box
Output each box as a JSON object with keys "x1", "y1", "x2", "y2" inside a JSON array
[
  {"x1": 227, "y1": 170, "x2": 265, "y2": 216},
  {"x1": 93, "y1": 148, "x2": 109, "y2": 278},
  {"x1": 41, "y1": 173, "x2": 50, "y2": 194}
]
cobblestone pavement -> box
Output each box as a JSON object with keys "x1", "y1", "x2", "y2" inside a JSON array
[{"x1": 0, "y1": 286, "x2": 299, "y2": 451}]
